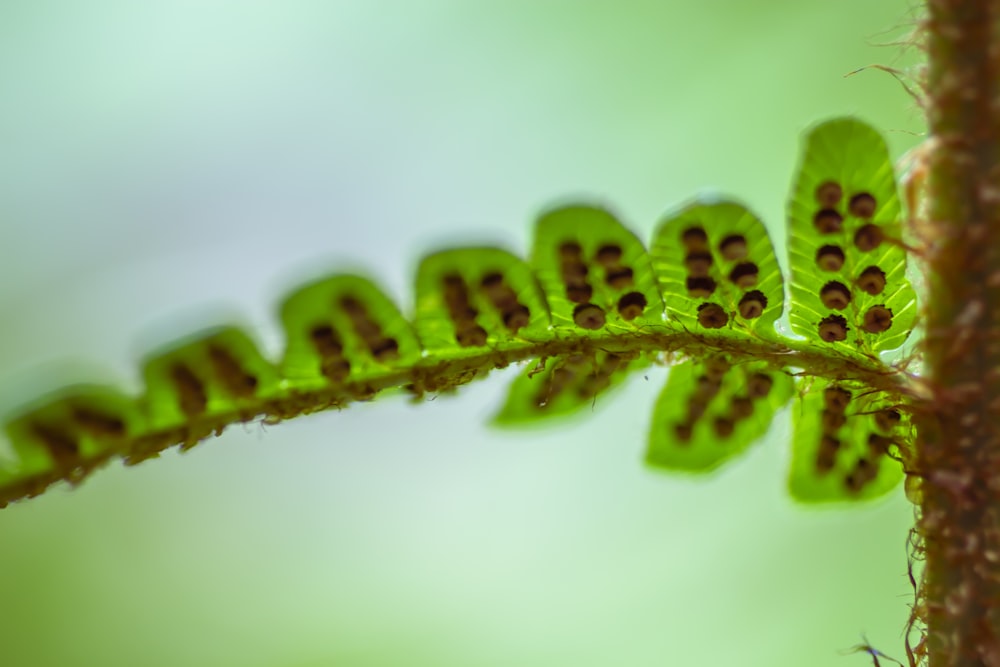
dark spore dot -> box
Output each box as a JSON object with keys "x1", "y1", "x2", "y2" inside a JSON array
[
  {"x1": 442, "y1": 274, "x2": 476, "y2": 317},
  {"x1": 712, "y1": 416, "x2": 735, "y2": 438},
  {"x1": 681, "y1": 226, "x2": 708, "y2": 250},
  {"x1": 559, "y1": 241, "x2": 583, "y2": 260},
  {"x1": 480, "y1": 272, "x2": 503, "y2": 288},
  {"x1": 674, "y1": 422, "x2": 694, "y2": 443},
  {"x1": 351, "y1": 317, "x2": 382, "y2": 340},
  {"x1": 728, "y1": 262, "x2": 759, "y2": 289},
  {"x1": 482, "y1": 278, "x2": 519, "y2": 310},
  {"x1": 560, "y1": 262, "x2": 589, "y2": 283},
  {"x1": 455, "y1": 322, "x2": 489, "y2": 347},
  {"x1": 719, "y1": 234, "x2": 748, "y2": 261},
  {"x1": 730, "y1": 396, "x2": 754, "y2": 420},
  {"x1": 823, "y1": 386, "x2": 852, "y2": 413},
  {"x1": 442, "y1": 273, "x2": 465, "y2": 290},
  {"x1": 208, "y1": 345, "x2": 259, "y2": 397},
  {"x1": 599, "y1": 353, "x2": 623, "y2": 375},
  {"x1": 340, "y1": 297, "x2": 382, "y2": 337},
  {"x1": 821, "y1": 409, "x2": 846, "y2": 434},
  {"x1": 684, "y1": 251, "x2": 713, "y2": 277},
  {"x1": 845, "y1": 473, "x2": 862, "y2": 492},
  {"x1": 311, "y1": 324, "x2": 342, "y2": 352},
  {"x1": 747, "y1": 373, "x2": 773, "y2": 399},
  {"x1": 545, "y1": 368, "x2": 575, "y2": 397},
  {"x1": 685, "y1": 276, "x2": 717, "y2": 298},
  {"x1": 819, "y1": 281, "x2": 851, "y2": 310},
  {"x1": 737, "y1": 290, "x2": 767, "y2": 319},
  {"x1": 573, "y1": 303, "x2": 607, "y2": 330},
  {"x1": 565, "y1": 283, "x2": 593, "y2": 303},
  {"x1": 339, "y1": 295, "x2": 366, "y2": 316},
  {"x1": 857, "y1": 266, "x2": 887, "y2": 295},
  {"x1": 320, "y1": 358, "x2": 351, "y2": 382},
  {"x1": 577, "y1": 374, "x2": 612, "y2": 399},
  {"x1": 71, "y1": 408, "x2": 126, "y2": 438},
  {"x1": 605, "y1": 266, "x2": 634, "y2": 289},
  {"x1": 696, "y1": 302, "x2": 728, "y2": 329},
  {"x1": 818, "y1": 315, "x2": 849, "y2": 342},
  {"x1": 813, "y1": 209, "x2": 844, "y2": 234},
  {"x1": 502, "y1": 305, "x2": 531, "y2": 332},
  {"x1": 816, "y1": 451, "x2": 837, "y2": 475},
  {"x1": 493, "y1": 291, "x2": 520, "y2": 311},
  {"x1": 687, "y1": 399, "x2": 708, "y2": 421},
  {"x1": 815, "y1": 180, "x2": 843, "y2": 207},
  {"x1": 854, "y1": 224, "x2": 884, "y2": 251},
  {"x1": 848, "y1": 457, "x2": 877, "y2": 491},
  {"x1": 861, "y1": 305, "x2": 893, "y2": 333},
  {"x1": 816, "y1": 245, "x2": 846, "y2": 271},
  {"x1": 595, "y1": 244, "x2": 623, "y2": 267},
  {"x1": 816, "y1": 435, "x2": 841, "y2": 474},
  {"x1": 617, "y1": 292, "x2": 647, "y2": 320},
  {"x1": 874, "y1": 408, "x2": 901, "y2": 433},
  {"x1": 694, "y1": 375, "x2": 722, "y2": 400},
  {"x1": 170, "y1": 363, "x2": 208, "y2": 417},
  {"x1": 868, "y1": 433, "x2": 895, "y2": 457},
  {"x1": 820, "y1": 434, "x2": 841, "y2": 454},
  {"x1": 31, "y1": 422, "x2": 79, "y2": 467},
  {"x1": 704, "y1": 356, "x2": 730, "y2": 382},
  {"x1": 311, "y1": 324, "x2": 351, "y2": 381},
  {"x1": 849, "y1": 192, "x2": 877, "y2": 218},
  {"x1": 370, "y1": 337, "x2": 400, "y2": 362},
  {"x1": 456, "y1": 306, "x2": 479, "y2": 321}
]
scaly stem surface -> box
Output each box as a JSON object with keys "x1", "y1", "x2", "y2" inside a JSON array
[{"x1": 919, "y1": 1, "x2": 1000, "y2": 665}]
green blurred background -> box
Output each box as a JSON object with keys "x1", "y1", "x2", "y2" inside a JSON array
[{"x1": 0, "y1": 2, "x2": 925, "y2": 666}]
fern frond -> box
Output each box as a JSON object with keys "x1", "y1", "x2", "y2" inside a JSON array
[{"x1": 0, "y1": 117, "x2": 924, "y2": 508}]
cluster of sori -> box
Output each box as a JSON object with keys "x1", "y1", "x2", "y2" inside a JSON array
[{"x1": 0, "y1": 118, "x2": 918, "y2": 506}]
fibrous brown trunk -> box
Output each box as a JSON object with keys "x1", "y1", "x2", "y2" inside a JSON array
[{"x1": 919, "y1": 1, "x2": 1000, "y2": 665}]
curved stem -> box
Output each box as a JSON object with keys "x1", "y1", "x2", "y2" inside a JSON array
[{"x1": 0, "y1": 328, "x2": 919, "y2": 508}]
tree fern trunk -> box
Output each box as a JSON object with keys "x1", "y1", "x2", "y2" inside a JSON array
[{"x1": 920, "y1": 1, "x2": 1000, "y2": 665}]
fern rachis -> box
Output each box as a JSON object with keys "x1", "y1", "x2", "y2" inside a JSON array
[
  {"x1": 0, "y1": 117, "x2": 924, "y2": 507},
  {"x1": 0, "y1": 2, "x2": 964, "y2": 664}
]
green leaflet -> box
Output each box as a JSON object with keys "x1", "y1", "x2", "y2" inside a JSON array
[
  {"x1": 3, "y1": 385, "x2": 143, "y2": 481},
  {"x1": 413, "y1": 247, "x2": 552, "y2": 358},
  {"x1": 143, "y1": 326, "x2": 283, "y2": 433},
  {"x1": 492, "y1": 351, "x2": 649, "y2": 425},
  {"x1": 493, "y1": 205, "x2": 663, "y2": 425},
  {"x1": 787, "y1": 118, "x2": 917, "y2": 357},
  {"x1": 651, "y1": 199, "x2": 784, "y2": 339},
  {"x1": 645, "y1": 356, "x2": 794, "y2": 472},
  {"x1": 531, "y1": 205, "x2": 665, "y2": 337},
  {"x1": 787, "y1": 378, "x2": 910, "y2": 502},
  {"x1": 279, "y1": 275, "x2": 422, "y2": 391}
]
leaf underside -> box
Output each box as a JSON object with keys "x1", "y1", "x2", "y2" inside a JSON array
[
  {"x1": 646, "y1": 356, "x2": 795, "y2": 473},
  {"x1": 787, "y1": 118, "x2": 917, "y2": 357},
  {"x1": 788, "y1": 378, "x2": 910, "y2": 502},
  {"x1": 0, "y1": 117, "x2": 920, "y2": 507}
]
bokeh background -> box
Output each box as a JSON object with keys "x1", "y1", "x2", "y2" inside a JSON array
[{"x1": 0, "y1": 2, "x2": 926, "y2": 666}]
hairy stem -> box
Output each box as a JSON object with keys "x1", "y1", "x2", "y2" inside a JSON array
[
  {"x1": 919, "y1": 1, "x2": 1000, "y2": 665},
  {"x1": 0, "y1": 329, "x2": 918, "y2": 508}
]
